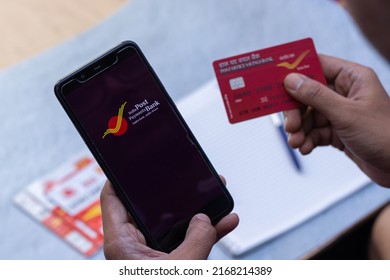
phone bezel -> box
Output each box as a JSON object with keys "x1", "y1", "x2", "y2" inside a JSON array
[{"x1": 54, "y1": 41, "x2": 234, "y2": 252}]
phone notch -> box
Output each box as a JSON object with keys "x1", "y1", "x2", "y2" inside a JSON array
[{"x1": 77, "y1": 52, "x2": 119, "y2": 83}]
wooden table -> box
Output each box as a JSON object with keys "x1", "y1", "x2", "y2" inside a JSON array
[{"x1": 0, "y1": 0, "x2": 127, "y2": 68}]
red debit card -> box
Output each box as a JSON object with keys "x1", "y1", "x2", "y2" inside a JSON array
[{"x1": 213, "y1": 38, "x2": 326, "y2": 124}]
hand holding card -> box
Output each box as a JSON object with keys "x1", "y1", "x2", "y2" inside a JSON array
[{"x1": 213, "y1": 38, "x2": 326, "y2": 124}]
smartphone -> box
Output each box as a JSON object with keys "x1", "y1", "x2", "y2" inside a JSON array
[{"x1": 54, "y1": 41, "x2": 234, "y2": 252}]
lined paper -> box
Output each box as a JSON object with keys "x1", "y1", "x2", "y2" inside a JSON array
[{"x1": 177, "y1": 80, "x2": 370, "y2": 256}]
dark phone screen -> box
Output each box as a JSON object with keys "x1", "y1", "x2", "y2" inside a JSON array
[{"x1": 61, "y1": 46, "x2": 231, "y2": 251}]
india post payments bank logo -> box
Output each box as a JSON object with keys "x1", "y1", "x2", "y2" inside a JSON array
[
  {"x1": 102, "y1": 102, "x2": 128, "y2": 139},
  {"x1": 276, "y1": 50, "x2": 310, "y2": 70}
]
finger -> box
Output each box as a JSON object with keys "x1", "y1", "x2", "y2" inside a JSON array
[
  {"x1": 299, "y1": 128, "x2": 329, "y2": 155},
  {"x1": 300, "y1": 109, "x2": 330, "y2": 135},
  {"x1": 214, "y1": 213, "x2": 239, "y2": 241},
  {"x1": 170, "y1": 214, "x2": 217, "y2": 260},
  {"x1": 285, "y1": 107, "x2": 312, "y2": 149},
  {"x1": 299, "y1": 126, "x2": 344, "y2": 155},
  {"x1": 284, "y1": 73, "x2": 346, "y2": 121},
  {"x1": 318, "y1": 54, "x2": 356, "y2": 86},
  {"x1": 288, "y1": 129, "x2": 306, "y2": 149},
  {"x1": 318, "y1": 54, "x2": 364, "y2": 97},
  {"x1": 100, "y1": 181, "x2": 131, "y2": 237},
  {"x1": 284, "y1": 106, "x2": 308, "y2": 149},
  {"x1": 219, "y1": 175, "x2": 226, "y2": 185},
  {"x1": 318, "y1": 54, "x2": 346, "y2": 81},
  {"x1": 284, "y1": 108, "x2": 302, "y2": 133}
]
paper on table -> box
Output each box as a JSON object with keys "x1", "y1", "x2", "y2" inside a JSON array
[
  {"x1": 14, "y1": 152, "x2": 106, "y2": 257},
  {"x1": 177, "y1": 80, "x2": 370, "y2": 256}
]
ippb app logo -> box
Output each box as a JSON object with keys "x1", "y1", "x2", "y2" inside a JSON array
[{"x1": 102, "y1": 102, "x2": 128, "y2": 139}]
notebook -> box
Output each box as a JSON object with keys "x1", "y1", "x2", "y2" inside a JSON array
[{"x1": 177, "y1": 80, "x2": 370, "y2": 256}]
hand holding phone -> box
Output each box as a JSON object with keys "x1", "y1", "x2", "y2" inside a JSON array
[
  {"x1": 55, "y1": 41, "x2": 236, "y2": 254},
  {"x1": 101, "y1": 181, "x2": 239, "y2": 260}
]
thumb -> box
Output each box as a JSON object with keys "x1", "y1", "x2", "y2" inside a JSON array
[
  {"x1": 170, "y1": 214, "x2": 217, "y2": 260},
  {"x1": 284, "y1": 73, "x2": 344, "y2": 120}
]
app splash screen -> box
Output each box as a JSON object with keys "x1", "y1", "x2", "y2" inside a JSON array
[{"x1": 65, "y1": 51, "x2": 224, "y2": 248}]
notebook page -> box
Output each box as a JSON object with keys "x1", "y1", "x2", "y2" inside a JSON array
[{"x1": 177, "y1": 80, "x2": 370, "y2": 256}]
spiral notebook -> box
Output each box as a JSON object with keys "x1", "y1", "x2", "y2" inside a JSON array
[{"x1": 177, "y1": 80, "x2": 370, "y2": 256}]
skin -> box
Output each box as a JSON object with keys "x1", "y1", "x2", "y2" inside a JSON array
[
  {"x1": 100, "y1": 179, "x2": 239, "y2": 260},
  {"x1": 283, "y1": 55, "x2": 390, "y2": 187},
  {"x1": 369, "y1": 206, "x2": 390, "y2": 259},
  {"x1": 284, "y1": 0, "x2": 390, "y2": 259},
  {"x1": 100, "y1": 0, "x2": 390, "y2": 260},
  {"x1": 284, "y1": 57, "x2": 390, "y2": 260}
]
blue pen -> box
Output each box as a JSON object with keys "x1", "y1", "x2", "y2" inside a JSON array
[{"x1": 270, "y1": 113, "x2": 302, "y2": 172}]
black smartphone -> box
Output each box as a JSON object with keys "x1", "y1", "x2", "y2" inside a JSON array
[{"x1": 54, "y1": 41, "x2": 234, "y2": 252}]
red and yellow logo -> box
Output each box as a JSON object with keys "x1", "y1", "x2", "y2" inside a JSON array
[
  {"x1": 102, "y1": 102, "x2": 128, "y2": 139},
  {"x1": 276, "y1": 50, "x2": 310, "y2": 70}
]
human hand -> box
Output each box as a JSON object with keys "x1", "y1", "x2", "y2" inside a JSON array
[
  {"x1": 100, "y1": 179, "x2": 239, "y2": 260},
  {"x1": 283, "y1": 54, "x2": 390, "y2": 187}
]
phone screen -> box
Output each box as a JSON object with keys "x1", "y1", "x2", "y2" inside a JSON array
[{"x1": 55, "y1": 42, "x2": 233, "y2": 252}]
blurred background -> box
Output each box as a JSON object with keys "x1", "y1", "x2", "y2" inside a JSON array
[
  {"x1": 1, "y1": 0, "x2": 390, "y2": 260},
  {"x1": 0, "y1": 0, "x2": 127, "y2": 68}
]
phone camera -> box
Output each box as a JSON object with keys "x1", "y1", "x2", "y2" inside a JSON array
[{"x1": 79, "y1": 73, "x2": 86, "y2": 80}]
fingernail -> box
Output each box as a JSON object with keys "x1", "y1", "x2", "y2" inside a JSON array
[
  {"x1": 284, "y1": 115, "x2": 288, "y2": 130},
  {"x1": 195, "y1": 213, "x2": 210, "y2": 223},
  {"x1": 284, "y1": 73, "x2": 304, "y2": 92}
]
